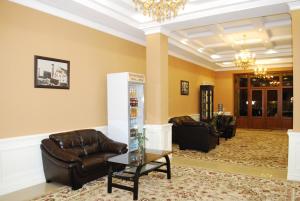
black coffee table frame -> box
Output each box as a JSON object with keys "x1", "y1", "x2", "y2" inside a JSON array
[{"x1": 107, "y1": 155, "x2": 171, "y2": 200}]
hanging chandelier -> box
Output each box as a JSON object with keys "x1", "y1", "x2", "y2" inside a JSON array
[
  {"x1": 254, "y1": 65, "x2": 267, "y2": 78},
  {"x1": 234, "y1": 49, "x2": 256, "y2": 70},
  {"x1": 234, "y1": 35, "x2": 256, "y2": 70},
  {"x1": 269, "y1": 80, "x2": 280, "y2": 86},
  {"x1": 133, "y1": 0, "x2": 187, "y2": 22}
]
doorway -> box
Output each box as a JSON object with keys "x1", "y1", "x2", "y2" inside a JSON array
[{"x1": 234, "y1": 72, "x2": 293, "y2": 129}]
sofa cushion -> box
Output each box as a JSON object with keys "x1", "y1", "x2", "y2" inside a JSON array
[
  {"x1": 81, "y1": 153, "x2": 116, "y2": 171},
  {"x1": 49, "y1": 129, "x2": 100, "y2": 157}
]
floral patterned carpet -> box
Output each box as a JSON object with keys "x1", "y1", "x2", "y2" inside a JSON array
[
  {"x1": 173, "y1": 129, "x2": 288, "y2": 169},
  {"x1": 32, "y1": 165, "x2": 299, "y2": 201}
]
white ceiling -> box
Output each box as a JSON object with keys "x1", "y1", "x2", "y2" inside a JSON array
[{"x1": 10, "y1": 0, "x2": 300, "y2": 71}]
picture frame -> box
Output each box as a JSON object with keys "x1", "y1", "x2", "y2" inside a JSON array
[
  {"x1": 180, "y1": 80, "x2": 189, "y2": 95},
  {"x1": 34, "y1": 55, "x2": 70, "y2": 89}
]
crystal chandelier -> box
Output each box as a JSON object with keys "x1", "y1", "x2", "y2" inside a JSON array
[
  {"x1": 133, "y1": 0, "x2": 187, "y2": 22},
  {"x1": 254, "y1": 65, "x2": 267, "y2": 78},
  {"x1": 234, "y1": 49, "x2": 256, "y2": 70},
  {"x1": 269, "y1": 80, "x2": 280, "y2": 86},
  {"x1": 234, "y1": 35, "x2": 256, "y2": 70}
]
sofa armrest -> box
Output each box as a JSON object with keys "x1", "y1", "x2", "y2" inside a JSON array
[
  {"x1": 101, "y1": 140, "x2": 128, "y2": 154},
  {"x1": 229, "y1": 118, "x2": 236, "y2": 126},
  {"x1": 41, "y1": 139, "x2": 82, "y2": 163}
]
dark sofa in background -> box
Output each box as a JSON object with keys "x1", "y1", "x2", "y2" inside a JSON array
[
  {"x1": 211, "y1": 115, "x2": 236, "y2": 140},
  {"x1": 168, "y1": 116, "x2": 219, "y2": 153},
  {"x1": 40, "y1": 129, "x2": 127, "y2": 190}
]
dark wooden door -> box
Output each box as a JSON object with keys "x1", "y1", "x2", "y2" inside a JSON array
[
  {"x1": 235, "y1": 71, "x2": 293, "y2": 129},
  {"x1": 265, "y1": 89, "x2": 282, "y2": 129},
  {"x1": 250, "y1": 89, "x2": 265, "y2": 129}
]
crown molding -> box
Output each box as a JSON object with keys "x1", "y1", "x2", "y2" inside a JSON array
[
  {"x1": 143, "y1": 27, "x2": 171, "y2": 36},
  {"x1": 10, "y1": 0, "x2": 146, "y2": 46},
  {"x1": 168, "y1": 50, "x2": 216, "y2": 71},
  {"x1": 288, "y1": 1, "x2": 300, "y2": 11},
  {"x1": 9, "y1": 0, "x2": 294, "y2": 73},
  {"x1": 215, "y1": 63, "x2": 293, "y2": 71}
]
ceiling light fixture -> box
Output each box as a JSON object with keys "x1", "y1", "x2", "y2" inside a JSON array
[
  {"x1": 265, "y1": 49, "x2": 278, "y2": 54},
  {"x1": 234, "y1": 35, "x2": 256, "y2": 70},
  {"x1": 133, "y1": 0, "x2": 187, "y2": 22},
  {"x1": 211, "y1": 54, "x2": 221, "y2": 59},
  {"x1": 181, "y1": 39, "x2": 188, "y2": 44},
  {"x1": 197, "y1": 48, "x2": 204, "y2": 52},
  {"x1": 254, "y1": 65, "x2": 267, "y2": 78},
  {"x1": 223, "y1": 62, "x2": 232, "y2": 65}
]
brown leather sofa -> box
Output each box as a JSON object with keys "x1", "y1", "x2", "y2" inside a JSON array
[{"x1": 41, "y1": 129, "x2": 127, "y2": 190}]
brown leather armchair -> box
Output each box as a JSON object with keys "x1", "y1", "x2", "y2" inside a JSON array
[
  {"x1": 210, "y1": 115, "x2": 236, "y2": 140},
  {"x1": 41, "y1": 129, "x2": 127, "y2": 190},
  {"x1": 169, "y1": 116, "x2": 219, "y2": 152}
]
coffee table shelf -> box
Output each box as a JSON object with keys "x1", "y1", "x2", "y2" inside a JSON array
[{"x1": 107, "y1": 150, "x2": 171, "y2": 200}]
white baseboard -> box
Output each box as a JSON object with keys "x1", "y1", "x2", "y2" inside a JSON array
[
  {"x1": 0, "y1": 126, "x2": 107, "y2": 196},
  {"x1": 0, "y1": 124, "x2": 172, "y2": 195},
  {"x1": 288, "y1": 130, "x2": 300, "y2": 181}
]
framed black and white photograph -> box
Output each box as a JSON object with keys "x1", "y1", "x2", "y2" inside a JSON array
[
  {"x1": 180, "y1": 80, "x2": 189, "y2": 95},
  {"x1": 34, "y1": 55, "x2": 70, "y2": 89}
]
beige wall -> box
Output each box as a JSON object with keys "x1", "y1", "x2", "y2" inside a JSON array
[
  {"x1": 146, "y1": 34, "x2": 169, "y2": 124},
  {"x1": 168, "y1": 56, "x2": 215, "y2": 117},
  {"x1": 214, "y1": 68, "x2": 293, "y2": 115},
  {"x1": 291, "y1": 10, "x2": 300, "y2": 131},
  {"x1": 215, "y1": 71, "x2": 235, "y2": 114},
  {"x1": 0, "y1": 1, "x2": 146, "y2": 138},
  {"x1": 0, "y1": 1, "x2": 216, "y2": 138}
]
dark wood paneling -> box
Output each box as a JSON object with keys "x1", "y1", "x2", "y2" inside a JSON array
[
  {"x1": 251, "y1": 118, "x2": 266, "y2": 129},
  {"x1": 266, "y1": 118, "x2": 282, "y2": 129},
  {"x1": 237, "y1": 117, "x2": 249, "y2": 128},
  {"x1": 282, "y1": 118, "x2": 293, "y2": 129}
]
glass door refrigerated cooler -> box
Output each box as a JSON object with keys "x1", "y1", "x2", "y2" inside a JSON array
[{"x1": 107, "y1": 72, "x2": 145, "y2": 153}]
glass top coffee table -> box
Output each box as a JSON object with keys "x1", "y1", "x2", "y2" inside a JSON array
[{"x1": 107, "y1": 149, "x2": 172, "y2": 200}]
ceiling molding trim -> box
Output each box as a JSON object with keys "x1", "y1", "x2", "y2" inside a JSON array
[
  {"x1": 168, "y1": 50, "x2": 216, "y2": 71},
  {"x1": 169, "y1": 38, "x2": 218, "y2": 70},
  {"x1": 168, "y1": 35, "x2": 213, "y2": 62},
  {"x1": 288, "y1": 1, "x2": 300, "y2": 10},
  {"x1": 10, "y1": 0, "x2": 146, "y2": 46},
  {"x1": 140, "y1": 0, "x2": 293, "y2": 30},
  {"x1": 72, "y1": 0, "x2": 139, "y2": 28},
  {"x1": 215, "y1": 63, "x2": 293, "y2": 71},
  {"x1": 143, "y1": 27, "x2": 170, "y2": 36}
]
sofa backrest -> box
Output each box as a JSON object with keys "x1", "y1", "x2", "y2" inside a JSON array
[
  {"x1": 49, "y1": 129, "x2": 102, "y2": 157},
  {"x1": 214, "y1": 115, "x2": 233, "y2": 130},
  {"x1": 168, "y1": 116, "x2": 196, "y2": 126}
]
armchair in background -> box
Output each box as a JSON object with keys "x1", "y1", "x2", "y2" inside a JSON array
[
  {"x1": 210, "y1": 115, "x2": 236, "y2": 140},
  {"x1": 168, "y1": 116, "x2": 219, "y2": 153}
]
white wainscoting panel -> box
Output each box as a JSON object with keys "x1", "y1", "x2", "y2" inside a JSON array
[
  {"x1": 288, "y1": 130, "x2": 300, "y2": 181},
  {"x1": 189, "y1": 114, "x2": 200, "y2": 121},
  {"x1": 144, "y1": 124, "x2": 172, "y2": 151},
  {"x1": 0, "y1": 126, "x2": 107, "y2": 196}
]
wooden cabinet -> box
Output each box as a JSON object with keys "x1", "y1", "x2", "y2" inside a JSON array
[{"x1": 200, "y1": 85, "x2": 214, "y2": 122}]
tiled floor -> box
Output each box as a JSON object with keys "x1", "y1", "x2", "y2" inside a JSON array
[
  {"x1": 0, "y1": 129, "x2": 288, "y2": 201},
  {"x1": 0, "y1": 182, "x2": 63, "y2": 201}
]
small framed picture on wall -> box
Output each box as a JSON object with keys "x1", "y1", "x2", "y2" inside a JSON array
[
  {"x1": 34, "y1": 55, "x2": 70, "y2": 89},
  {"x1": 180, "y1": 80, "x2": 189, "y2": 95}
]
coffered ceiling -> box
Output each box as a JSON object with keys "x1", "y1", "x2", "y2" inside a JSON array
[
  {"x1": 11, "y1": 0, "x2": 300, "y2": 71},
  {"x1": 171, "y1": 14, "x2": 292, "y2": 69}
]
